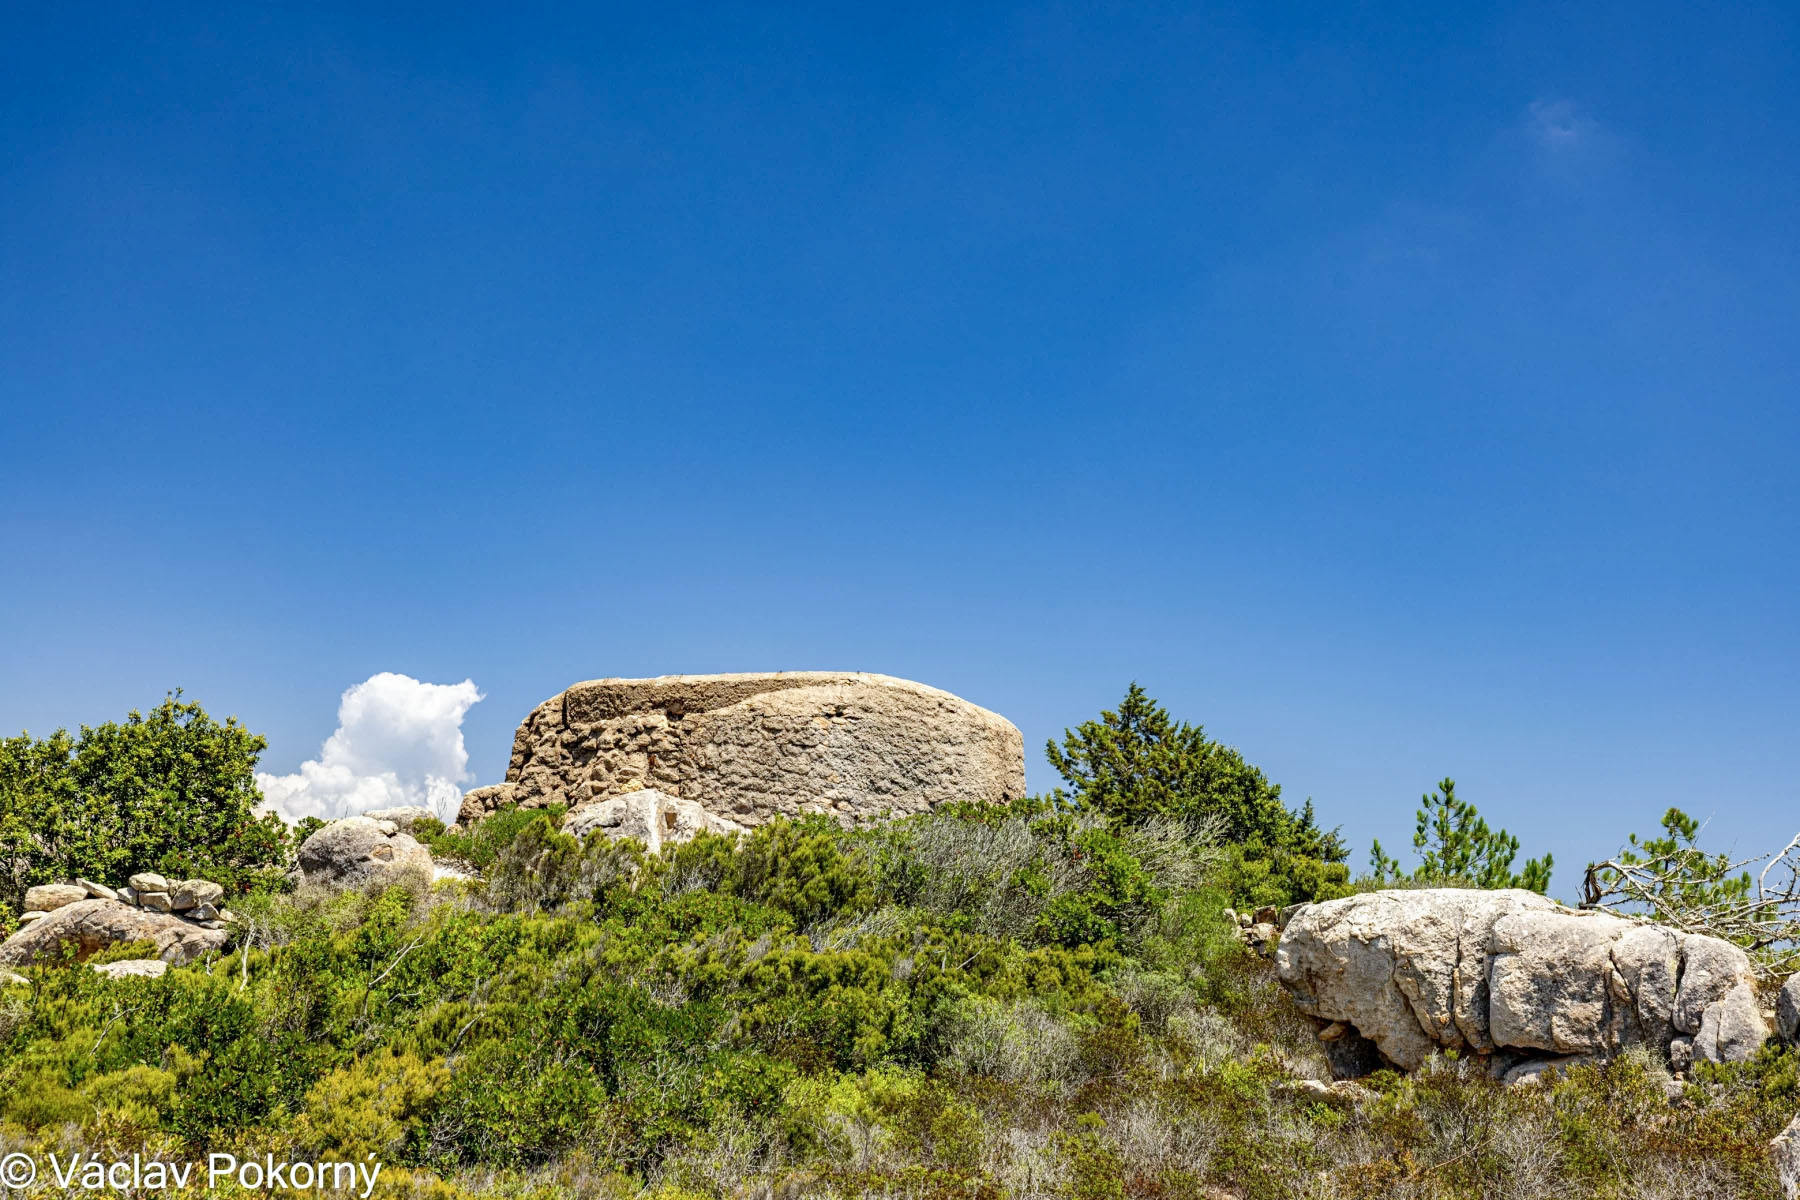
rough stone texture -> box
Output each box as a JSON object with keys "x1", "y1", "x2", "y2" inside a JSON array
[
  {"x1": 77, "y1": 878, "x2": 118, "y2": 902},
  {"x1": 1774, "y1": 1113, "x2": 1800, "y2": 1200},
  {"x1": 1779, "y1": 974, "x2": 1800, "y2": 1047},
  {"x1": 365, "y1": 805, "x2": 437, "y2": 832},
  {"x1": 1695, "y1": 980, "x2": 1766, "y2": 1063},
  {"x1": 23, "y1": 884, "x2": 89, "y2": 913},
  {"x1": 92, "y1": 958, "x2": 169, "y2": 980},
  {"x1": 0, "y1": 899, "x2": 228, "y2": 966},
  {"x1": 458, "y1": 673, "x2": 1026, "y2": 830},
  {"x1": 170, "y1": 879, "x2": 224, "y2": 911},
  {"x1": 563, "y1": 788, "x2": 748, "y2": 854},
  {"x1": 128, "y1": 872, "x2": 169, "y2": 893},
  {"x1": 297, "y1": 817, "x2": 435, "y2": 891},
  {"x1": 139, "y1": 891, "x2": 173, "y2": 913},
  {"x1": 1275, "y1": 888, "x2": 1767, "y2": 1077}
]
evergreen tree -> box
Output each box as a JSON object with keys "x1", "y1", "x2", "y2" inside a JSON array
[
  {"x1": 1047, "y1": 683, "x2": 1344, "y2": 862},
  {"x1": 1369, "y1": 777, "x2": 1552, "y2": 893}
]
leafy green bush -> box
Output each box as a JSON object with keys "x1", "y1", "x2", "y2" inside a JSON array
[{"x1": 0, "y1": 693, "x2": 290, "y2": 916}]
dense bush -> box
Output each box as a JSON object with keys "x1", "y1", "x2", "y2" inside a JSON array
[
  {"x1": 0, "y1": 693, "x2": 290, "y2": 921},
  {"x1": 0, "y1": 802, "x2": 1788, "y2": 1199}
]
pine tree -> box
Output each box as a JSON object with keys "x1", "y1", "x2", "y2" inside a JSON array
[
  {"x1": 1369, "y1": 778, "x2": 1552, "y2": 893},
  {"x1": 1047, "y1": 684, "x2": 1344, "y2": 861}
]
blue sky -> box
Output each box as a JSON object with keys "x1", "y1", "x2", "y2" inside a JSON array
[{"x1": 2, "y1": 2, "x2": 1795, "y2": 896}]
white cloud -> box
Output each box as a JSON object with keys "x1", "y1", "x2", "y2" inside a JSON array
[{"x1": 256, "y1": 673, "x2": 484, "y2": 824}]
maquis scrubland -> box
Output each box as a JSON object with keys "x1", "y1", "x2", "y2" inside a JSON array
[{"x1": 0, "y1": 678, "x2": 1796, "y2": 1200}]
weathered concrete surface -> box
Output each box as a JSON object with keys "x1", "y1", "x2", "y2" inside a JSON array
[
  {"x1": 1275, "y1": 888, "x2": 1767, "y2": 1076},
  {"x1": 459, "y1": 672, "x2": 1026, "y2": 829},
  {"x1": 0, "y1": 899, "x2": 227, "y2": 966}
]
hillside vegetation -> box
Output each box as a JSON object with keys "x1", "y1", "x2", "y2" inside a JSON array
[{"x1": 0, "y1": 691, "x2": 1793, "y2": 1198}]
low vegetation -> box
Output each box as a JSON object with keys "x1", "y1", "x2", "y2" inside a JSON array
[{"x1": 0, "y1": 688, "x2": 1792, "y2": 1198}]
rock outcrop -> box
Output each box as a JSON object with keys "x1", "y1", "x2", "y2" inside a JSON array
[
  {"x1": 0, "y1": 899, "x2": 228, "y2": 967},
  {"x1": 1275, "y1": 888, "x2": 1768, "y2": 1078},
  {"x1": 562, "y1": 788, "x2": 748, "y2": 854},
  {"x1": 297, "y1": 817, "x2": 435, "y2": 890},
  {"x1": 459, "y1": 672, "x2": 1026, "y2": 831}
]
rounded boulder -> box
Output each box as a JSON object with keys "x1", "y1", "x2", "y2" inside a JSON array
[{"x1": 297, "y1": 816, "x2": 435, "y2": 891}]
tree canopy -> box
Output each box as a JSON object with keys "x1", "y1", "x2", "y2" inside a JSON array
[
  {"x1": 1370, "y1": 777, "x2": 1553, "y2": 893},
  {"x1": 1046, "y1": 685, "x2": 1347, "y2": 905},
  {"x1": 0, "y1": 692, "x2": 290, "y2": 918}
]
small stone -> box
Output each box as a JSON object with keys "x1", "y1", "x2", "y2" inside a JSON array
[
  {"x1": 1, "y1": 970, "x2": 26, "y2": 987},
  {"x1": 23, "y1": 884, "x2": 88, "y2": 913},
  {"x1": 1504, "y1": 1055, "x2": 1598, "y2": 1088},
  {"x1": 1222, "y1": 908, "x2": 1238, "y2": 928},
  {"x1": 17, "y1": 911, "x2": 48, "y2": 925},
  {"x1": 1286, "y1": 1078, "x2": 1360, "y2": 1108},
  {"x1": 170, "y1": 880, "x2": 223, "y2": 912},
  {"x1": 117, "y1": 886, "x2": 137, "y2": 905},
  {"x1": 374, "y1": 819, "x2": 400, "y2": 836},
  {"x1": 138, "y1": 892, "x2": 174, "y2": 913},
  {"x1": 76, "y1": 878, "x2": 119, "y2": 902},
  {"x1": 1668, "y1": 1036, "x2": 1695, "y2": 1073},
  {"x1": 188, "y1": 903, "x2": 219, "y2": 921},
  {"x1": 217, "y1": 909, "x2": 235, "y2": 923},
  {"x1": 1318, "y1": 1021, "x2": 1348, "y2": 1042},
  {"x1": 91, "y1": 959, "x2": 168, "y2": 980},
  {"x1": 1253, "y1": 905, "x2": 1280, "y2": 926},
  {"x1": 128, "y1": 872, "x2": 169, "y2": 893}
]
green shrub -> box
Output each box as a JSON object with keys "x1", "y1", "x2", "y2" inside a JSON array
[{"x1": 0, "y1": 693, "x2": 290, "y2": 915}]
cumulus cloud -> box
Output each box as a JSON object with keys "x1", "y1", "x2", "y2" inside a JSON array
[{"x1": 256, "y1": 673, "x2": 484, "y2": 824}]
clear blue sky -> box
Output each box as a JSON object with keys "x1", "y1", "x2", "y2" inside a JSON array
[{"x1": 3, "y1": 2, "x2": 1795, "y2": 897}]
